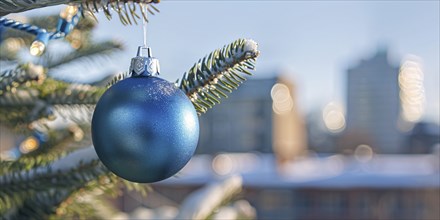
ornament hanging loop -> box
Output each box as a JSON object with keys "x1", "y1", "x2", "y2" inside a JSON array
[
  {"x1": 130, "y1": 46, "x2": 160, "y2": 77},
  {"x1": 129, "y1": 4, "x2": 159, "y2": 78},
  {"x1": 137, "y1": 46, "x2": 152, "y2": 57}
]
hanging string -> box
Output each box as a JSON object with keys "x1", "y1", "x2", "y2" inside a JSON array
[{"x1": 142, "y1": 4, "x2": 148, "y2": 48}]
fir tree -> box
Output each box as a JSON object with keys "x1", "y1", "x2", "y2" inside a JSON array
[{"x1": 0, "y1": 1, "x2": 259, "y2": 219}]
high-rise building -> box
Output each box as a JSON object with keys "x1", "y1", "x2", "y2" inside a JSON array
[
  {"x1": 345, "y1": 49, "x2": 402, "y2": 153},
  {"x1": 196, "y1": 76, "x2": 307, "y2": 163}
]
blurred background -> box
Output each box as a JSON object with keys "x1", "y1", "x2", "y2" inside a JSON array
[{"x1": 2, "y1": 1, "x2": 439, "y2": 219}]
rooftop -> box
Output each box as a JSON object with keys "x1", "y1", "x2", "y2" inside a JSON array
[{"x1": 157, "y1": 153, "x2": 440, "y2": 189}]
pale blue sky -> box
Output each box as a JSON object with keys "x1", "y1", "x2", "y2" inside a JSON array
[{"x1": 22, "y1": 1, "x2": 440, "y2": 123}]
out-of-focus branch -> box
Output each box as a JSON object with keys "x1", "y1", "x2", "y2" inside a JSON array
[
  {"x1": 175, "y1": 175, "x2": 243, "y2": 220},
  {"x1": 0, "y1": 0, "x2": 159, "y2": 18},
  {"x1": 0, "y1": 0, "x2": 72, "y2": 16},
  {"x1": 0, "y1": 63, "x2": 44, "y2": 95},
  {"x1": 0, "y1": 146, "x2": 100, "y2": 186}
]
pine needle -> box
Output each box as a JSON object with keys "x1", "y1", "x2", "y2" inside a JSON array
[{"x1": 177, "y1": 39, "x2": 260, "y2": 115}]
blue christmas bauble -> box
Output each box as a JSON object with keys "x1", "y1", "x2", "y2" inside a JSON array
[{"x1": 92, "y1": 76, "x2": 199, "y2": 183}]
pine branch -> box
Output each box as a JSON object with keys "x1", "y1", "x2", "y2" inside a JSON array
[
  {"x1": 0, "y1": 89, "x2": 38, "y2": 107},
  {"x1": 53, "y1": 105, "x2": 95, "y2": 124},
  {"x1": 0, "y1": 108, "x2": 35, "y2": 129},
  {"x1": 52, "y1": 171, "x2": 150, "y2": 219},
  {"x1": 0, "y1": 78, "x2": 105, "y2": 127},
  {"x1": 80, "y1": 0, "x2": 160, "y2": 25},
  {"x1": 38, "y1": 78, "x2": 106, "y2": 105},
  {"x1": 0, "y1": 127, "x2": 82, "y2": 175},
  {"x1": 106, "y1": 39, "x2": 260, "y2": 115},
  {"x1": 105, "y1": 71, "x2": 130, "y2": 88},
  {"x1": 0, "y1": 0, "x2": 160, "y2": 23},
  {"x1": 0, "y1": 63, "x2": 44, "y2": 96},
  {"x1": 52, "y1": 198, "x2": 102, "y2": 219},
  {"x1": 47, "y1": 40, "x2": 123, "y2": 69},
  {"x1": 176, "y1": 175, "x2": 243, "y2": 220},
  {"x1": 0, "y1": 149, "x2": 67, "y2": 176},
  {"x1": 0, "y1": 146, "x2": 101, "y2": 186},
  {"x1": 0, "y1": 147, "x2": 104, "y2": 216},
  {"x1": 21, "y1": 125, "x2": 89, "y2": 159},
  {"x1": 4, "y1": 188, "x2": 73, "y2": 219},
  {"x1": 0, "y1": 146, "x2": 150, "y2": 218},
  {"x1": 88, "y1": 71, "x2": 126, "y2": 87},
  {"x1": 0, "y1": 78, "x2": 105, "y2": 107},
  {"x1": 177, "y1": 38, "x2": 260, "y2": 115}
]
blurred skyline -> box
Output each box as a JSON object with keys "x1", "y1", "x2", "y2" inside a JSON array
[
  {"x1": 18, "y1": 1, "x2": 440, "y2": 123},
  {"x1": 1, "y1": 3, "x2": 439, "y2": 219}
]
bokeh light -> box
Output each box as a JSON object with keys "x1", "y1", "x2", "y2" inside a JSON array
[
  {"x1": 19, "y1": 136, "x2": 39, "y2": 154},
  {"x1": 212, "y1": 154, "x2": 233, "y2": 175},
  {"x1": 354, "y1": 144, "x2": 374, "y2": 163},
  {"x1": 271, "y1": 83, "x2": 293, "y2": 115},
  {"x1": 322, "y1": 102, "x2": 346, "y2": 133},
  {"x1": 399, "y1": 56, "x2": 425, "y2": 123}
]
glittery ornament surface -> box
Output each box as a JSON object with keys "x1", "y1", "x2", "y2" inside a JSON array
[{"x1": 92, "y1": 76, "x2": 199, "y2": 183}]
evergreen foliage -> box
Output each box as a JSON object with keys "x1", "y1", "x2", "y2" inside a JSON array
[
  {"x1": 0, "y1": 1, "x2": 259, "y2": 219},
  {"x1": 177, "y1": 39, "x2": 259, "y2": 114},
  {"x1": 0, "y1": 0, "x2": 160, "y2": 17}
]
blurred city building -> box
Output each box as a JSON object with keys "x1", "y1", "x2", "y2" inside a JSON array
[
  {"x1": 196, "y1": 76, "x2": 307, "y2": 164},
  {"x1": 111, "y1": 60, "x2": 439, "y2": 220},
  {"x1": 404, "y1": 121, "x2": 440, "y2": 154},
  {"x1": 306, "y1": 109, "x2": 339, "y2": 153},
  {"x1": 344, "y1": 48, "x2": 405, "y2": 153},
  {"x1": 118, "y1": 153, "x2": 440, "y2": 220},
  {"x1": 307, "y1": 49, "x2": 434, "y2": 155},
  {"x1": 307, "y1": 101, "x2": 348, "y2": 154}
]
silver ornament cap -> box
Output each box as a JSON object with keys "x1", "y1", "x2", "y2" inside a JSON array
[{"x1": 129, "y1": 46, "x2": 160, "y2": 77}]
